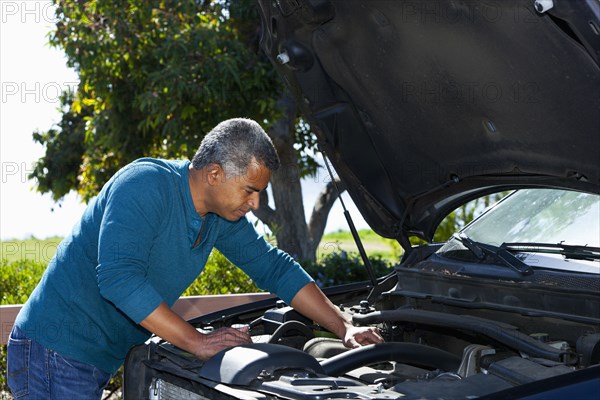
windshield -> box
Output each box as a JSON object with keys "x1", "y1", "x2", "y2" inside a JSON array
[{"x1": 462, "y1": 189, "x2": 599, "y2": 248}]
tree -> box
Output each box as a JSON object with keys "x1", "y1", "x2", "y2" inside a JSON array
[{"x1": 30, "y1": 0, "x2": 342, "y2": 262}]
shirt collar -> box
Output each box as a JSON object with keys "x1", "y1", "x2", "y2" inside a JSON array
[{"x1": 181, "y1": 160, "x2": 205, "y2": 246}]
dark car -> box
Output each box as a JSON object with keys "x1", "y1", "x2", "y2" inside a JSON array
[{"x1": 123, "y1": 1, "x2": 600, "y2": 398}]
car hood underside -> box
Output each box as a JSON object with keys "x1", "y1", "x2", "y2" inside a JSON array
[{"x1": 257, "y1": 0, "x2": 600, "y2": 243}]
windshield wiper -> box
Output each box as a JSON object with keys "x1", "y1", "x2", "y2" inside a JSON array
[
  {"x1": 452, "y1": 234, "x2": 534, "y2": 275},
  {"x1": 501, "y1": 242, "x2": 600, "y2": 261}
]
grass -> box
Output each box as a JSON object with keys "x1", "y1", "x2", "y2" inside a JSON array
[
  {"x1": 0, "y1": 230, "x2": 398, "y2": 264},
  {"x1": 318, "y1": 229, "x2": 399, "y2": 262}
]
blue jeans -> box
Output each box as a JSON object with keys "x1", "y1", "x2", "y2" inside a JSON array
[{"x1": 7, "y1": 326, "x2": 112, "y2": 400}]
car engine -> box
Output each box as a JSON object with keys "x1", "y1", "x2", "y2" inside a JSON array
[{"x1": 123, "y1": 252, "x2": 600, "y2": 399}]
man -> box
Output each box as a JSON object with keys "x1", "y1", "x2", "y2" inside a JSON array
[{"x1": 7, "y1": 118, "x2": 383, "y2": 399}]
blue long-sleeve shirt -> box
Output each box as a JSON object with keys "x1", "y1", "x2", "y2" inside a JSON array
[{"x1": 15, "y1": 158, "x2": 313, "y2": 374}]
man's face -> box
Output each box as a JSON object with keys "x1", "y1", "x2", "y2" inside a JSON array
[{"x1": 209, "y1": 161, "x2": 271, "y2": 221}]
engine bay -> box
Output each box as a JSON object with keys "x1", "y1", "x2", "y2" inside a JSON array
[{"x1": 123, "y1": 254, "x2": 600, "y2": 400}]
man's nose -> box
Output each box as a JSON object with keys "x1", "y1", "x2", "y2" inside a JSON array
[{"x1": 248, "y1": 191, "x2": 260, "y2": 210}]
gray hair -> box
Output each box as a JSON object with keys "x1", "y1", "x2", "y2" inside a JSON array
[{"x1": 191, "y1": 118, "x2": 280, "y2": 176}]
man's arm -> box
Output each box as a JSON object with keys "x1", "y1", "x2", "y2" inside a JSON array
[
  {"x1": 140, "y1": 302, "x2": 252, "y2": 360},
  {"x1": 290, "y1": 282, "x2": 384, "y2": 347},
  {"x1": 215, "y1": 219, "x2": 382, "y2": 347}
]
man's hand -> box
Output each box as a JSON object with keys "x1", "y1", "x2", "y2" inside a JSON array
[
  {"x1": 290, "y1": 282, "x2": 385, "y2": 348},
  {"x1": 342, "y1": 325, "x2": 384, "y2": 348},
  {"x1": 140, "y1": 302, "x2": 251, "y2": 361},
  {"x1": 192, "y1": 326, "x2": 252, "y2": 360}
]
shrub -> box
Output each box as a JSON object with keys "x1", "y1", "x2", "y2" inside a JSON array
[
  {"x1": 0, "y1": 259, "x2": 46, "y2": 305},
  {"x1": 303, "y1": 251, "x2": 394, "y2": 287},
  {"x1": 184, "y1": 250, "x2": 260, "y2": 295}
]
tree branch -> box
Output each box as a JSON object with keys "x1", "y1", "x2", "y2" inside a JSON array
[
  {"x1": 307, "y1": 178, "x2": 346, "y2": 254},
  {"x1": 252, "y1": 189, "x2": 278, "y2": 228}
]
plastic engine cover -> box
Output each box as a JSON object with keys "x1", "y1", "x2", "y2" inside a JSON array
[{"x1": 198, "y1": 343, "x2": 326, "y2": 385}]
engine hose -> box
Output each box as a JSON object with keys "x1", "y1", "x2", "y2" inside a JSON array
[
  {"x1": 320, "y1": 342, "x2": 461, "y2": 376},
  {"x1": 268, "y1": 320, "x2": 315, "y2": 344},
  {"x1": 353, "y1": 310, "x2": 575, "y2": 363}
]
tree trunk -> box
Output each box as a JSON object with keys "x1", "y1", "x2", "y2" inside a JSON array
[
  {"x1": 252, "y1": 92, "x2": 346, "y2": 262},
  {"x1": 306, "y1": 178, "x2": 346, "y2": 259},
  {"x1": 253, "y1": 92, "x2": 312, "y2": 260}
]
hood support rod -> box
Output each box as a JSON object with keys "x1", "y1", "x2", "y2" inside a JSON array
[{"x1": 321, "y1": 152, "x2": 378, "y2": 287}]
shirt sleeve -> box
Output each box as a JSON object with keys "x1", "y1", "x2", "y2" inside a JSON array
[
  {"x1": 214, "y1": 217, "x2": 314, "y2": 304},
  {"x1": 95, "y1": 163, "x2": 168, "y2": 324}
]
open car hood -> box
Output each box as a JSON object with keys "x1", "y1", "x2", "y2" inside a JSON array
[{"x1": 257, "y1": 0, "x2": 600, "y2": 243}]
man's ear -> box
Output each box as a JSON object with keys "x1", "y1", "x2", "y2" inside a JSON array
[{"x1": 206, "y1": 163, "x2": 224, "y2": 186}]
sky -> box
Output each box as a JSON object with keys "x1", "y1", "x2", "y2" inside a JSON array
[{"x1": 0, "y1": 0, "x2": 368, "y2": 240}]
